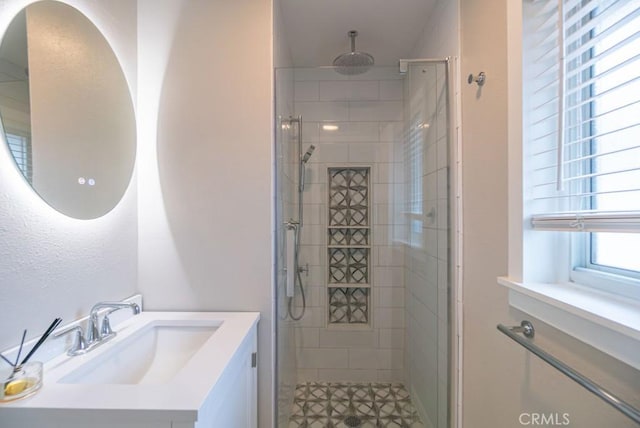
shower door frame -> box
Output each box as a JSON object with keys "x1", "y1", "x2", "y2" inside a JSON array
[{"x1": 399, "y1": 57, "x2": 462, "y2": 428}]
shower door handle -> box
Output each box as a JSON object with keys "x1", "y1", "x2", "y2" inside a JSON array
[{"x1": 285, "y1": 226, "x2": 296, "y2": 298}]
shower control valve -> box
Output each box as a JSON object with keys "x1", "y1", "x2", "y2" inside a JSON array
[{"x1": 298, "y1": 263, "x2": 309, "y2": 277}]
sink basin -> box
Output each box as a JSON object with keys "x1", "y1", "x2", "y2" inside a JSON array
[
  {"x1": 59, "y1": 322, "x2": 219, "y2": 385},
  {"x1": 0, "y1": 311, "x2": 260, "y2": 428}
]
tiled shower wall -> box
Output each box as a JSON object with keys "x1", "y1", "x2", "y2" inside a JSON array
[
  {"x1": 292, "y1": 67, "x2": 406, "y2": 382},
  {"x1": 402, "y1": 63, "x2": 449, "y2": 428}
]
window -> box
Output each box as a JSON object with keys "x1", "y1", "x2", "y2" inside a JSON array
[
  {"x1": 525, "y1": 0, "x2": 640, "y2": 294},
  {"x1": 500, "y1": 0, "x2": 640, "y2": 371},
  {"x1": 6, "y1": 131, "x2": 32, "y2": 183}
]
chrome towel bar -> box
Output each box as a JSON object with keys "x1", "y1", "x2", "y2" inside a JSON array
[{"x1": 497, "y1": 321, "x2": 640, "y2": 425}]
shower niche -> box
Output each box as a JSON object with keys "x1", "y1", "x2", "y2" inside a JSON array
[{"x1": 327, "y1": 167, "x2": 371, "y2": 325}]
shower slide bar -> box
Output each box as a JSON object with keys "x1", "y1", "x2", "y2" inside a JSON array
[{"x1": 497, "y1": 321, "x2": 640, "y2": 425}]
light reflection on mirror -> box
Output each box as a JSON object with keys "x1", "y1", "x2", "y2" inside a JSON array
[{"x1": 0, "y1": 1, "x2": 135, "y2": 219}]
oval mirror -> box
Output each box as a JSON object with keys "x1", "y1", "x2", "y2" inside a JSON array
[{"x1": 0, "y1": 1, "x2": 136, "y2": 219}]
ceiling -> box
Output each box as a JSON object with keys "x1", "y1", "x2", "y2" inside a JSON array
[{"x1": 278, "y1": 0, "x2": 437, "y2": 67}]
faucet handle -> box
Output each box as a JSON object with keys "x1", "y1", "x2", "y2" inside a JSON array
[
  {"x1": 54, "y1": 325, "x2": 88, "y2": 356},
  {"x1": 100, "y1": 316, "x2": 115, "y2": 338}
]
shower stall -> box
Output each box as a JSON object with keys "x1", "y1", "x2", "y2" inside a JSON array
[{"x1": 275, "y1": 60, "x2": 453, "y2": 428}]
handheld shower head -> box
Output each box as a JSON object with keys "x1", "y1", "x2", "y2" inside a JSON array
[{"x1": 301, "y1": 145, "x2": 316, "y2": 164}]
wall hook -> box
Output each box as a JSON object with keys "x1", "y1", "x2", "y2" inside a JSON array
[{"x1": 467, "y1": 72, "x2": 486, "y2": 87}]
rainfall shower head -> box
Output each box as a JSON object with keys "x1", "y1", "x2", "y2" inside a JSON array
[
  {"x1": 301, "y1": 145, "x2": 315, "y2": 163},
  {"x1": 333, "y1": 31, "x2": 374, "y2": 75}
]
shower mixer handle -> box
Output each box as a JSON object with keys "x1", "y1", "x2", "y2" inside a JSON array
[
  {"x1": 284, "y1": 219, "x2": 299, "y2": 230},
  {"x1": 298, "y1": 263, "x2": 309, "y2": 277}
]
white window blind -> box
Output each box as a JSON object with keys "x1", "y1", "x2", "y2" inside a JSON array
[{"x1": 525, "y1": 0, "x2": 640, "y2": 232}]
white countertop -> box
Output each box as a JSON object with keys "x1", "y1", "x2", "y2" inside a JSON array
[{"x1": 0, "y1": 311, "x2": 260, "y2": 424}]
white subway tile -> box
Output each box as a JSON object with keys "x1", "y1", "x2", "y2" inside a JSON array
[
  {"x1": 304, "y1": 182, "x2": 326, "y2": 203},
  {"x1": 423, "y1": 227, "x2": 438, "y2": 258},
  {"x1": 348, "y1": 348, "x2": 380, "y2": 369},
  {"x1": 377, "y1": 369, "x2": 404, "y2": 383},
  {"x1": 379, "y1": 328, "x2": 404, "y2": 349},
  {"x1": 347, "y1": 143, "x2": 376, "y2": 163},
  {"x1": 354, "y1": 66, "x2": 402, "y2": 80},
  {"x1": 304, "y1": 286, "x2": 326, "y2": 307},
  {"x1": 407, "y1": 300, "x2": 437, "y2": 344},
  {"x1": 379, "y1": 122, "x2": 403, "y2": 142},
  {"x1": 299, "y1": 245, "x2": 322, "y2": 266},
  {"x1": 375, "y1": 307, "x2": 405, "y2": 328},
  {"x1": 438, "y1": 229, "x2": 448, "y2": 261},
  {"x1": 302, "y1": 203, "x2": 324, "y2": 226},
  {"x1": 373, "y1": 266, "x2": 403, "y2": 287},
  {"x1": 318, "y1": 330, "x2": 379, "y2": 348},
  {"x1": 295, "y1": 81, "x2": 319, "y2": 101},
  {"x1": 424, "y1": 140, "x2": 437, "y2": 175},
  {"x1": 294, "y1": 67, "x2": 348, "y2": 81},
  {"x1": 437, "y1": 199, "x2": 448, "y2": 231},
  {"x1": 317, "y1": 369, "x2": 378, "y2": 382},
  {"x1": 319, "y1": 122, "x2": 379, "y2": 143},
  {"x1": 301, "y1": 121, "x2": 320, "y2": 143},
  {"x1": 349, "y1": 101, "x2": 403, "y2": 121},
  {"x1": 296, "y1": 101, "x2": 349, "y2": 122},
  {"x1": 437, "y1": 260, "x2": 448, "y2": 291},
  {"x1": 376, "y1": 245, "x2": 404, "y2": 267},
  {"x1": 437, "y1": 168, "x2": 448, "y2": 199},
  {"x1": 297, "y1": 369, "x2": 319, "y2": 382},
  {"x1": 436, "y1": 136, "x2": 448, "y2": 170},
  {"x1": 424, "y1": 172, "x2": 437, "y2": 201},
  {"x1": 374, "y1": 163, "x2": 392, "y2": 184},
  {"x1": 315, "y1": 143, "x2": 349, "y2": 163},
  {"x1": 378, "y1": 143, "x2": 397, "y2": 163},
  {"x1": 379, "y1": 80, "x2": 403, "y2": 101},
  {"x1": 298, "y1": 348, "x2": 349, "y2": 369},
  {"x1": 375, "y1": 287, "x2": 405, "y2": 308},
  {"x1": 295, "y1": 327, "x2": 320, "y2": 348},
  {"x1": 319, "y1": 81, "x2": 379, "y2": 101},
  {"x1": 372, "y1": 183, "x2": 390, "y2": 205},
  {"x1": 393, "y1": 162, "x2": 404, "y2": 184},
  {"x1": 296, "y1": 307, "x2": 324, "y2": 328}
]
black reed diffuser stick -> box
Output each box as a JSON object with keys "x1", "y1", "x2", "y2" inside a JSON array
[
  {"x1": 14, "y1": 330, "x2": 27, "y2": 367},
  {"x1": 0, "y1": 352, "x2": 14, "y2": 367},
  {"x1": 18, "y1": 318, "x2": 62, "y2": 368}
]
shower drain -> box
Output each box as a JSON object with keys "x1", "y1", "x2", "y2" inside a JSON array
[{"x1": 343, "y1": 415, "x2": 362, "y2": 427}]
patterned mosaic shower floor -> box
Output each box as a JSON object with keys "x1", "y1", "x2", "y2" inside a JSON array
[{"x1": 289, "y1": 382, "x2": 424, "y2": 428}]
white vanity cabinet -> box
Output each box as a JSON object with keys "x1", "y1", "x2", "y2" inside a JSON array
[
  {"x1": 193, "y1": 324, "x2": 258, "y2": 428},
  {"x1": 0, "y1": 312, "x2": 259, "y2": 428}
]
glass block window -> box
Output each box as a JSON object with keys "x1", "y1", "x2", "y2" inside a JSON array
[{"x1": 327, "y1": 167, "x2": 371, "y2": 325}]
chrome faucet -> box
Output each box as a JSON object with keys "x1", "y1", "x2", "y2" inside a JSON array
[
  {"x1": 55, "y1": 301, "x2": 140, "y2": 356},
  {"x1": 87, "y1": 301, "x2": 141, "y2": 344}
]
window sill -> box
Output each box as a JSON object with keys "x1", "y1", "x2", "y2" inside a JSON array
[{"x1": 498, "y1": 277, "x2": 640, "y2": 371}]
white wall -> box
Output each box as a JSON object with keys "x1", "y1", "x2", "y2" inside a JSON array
[
  {"x1": 0, "y1": 0, "x2": 137, "y2": 353},
  {"x1": 136, "y1": 0, "x2": 274, "y2": 426},
  {"x1": 460, "y1": 0, "x2": 640, "y2": 426},
  {"x1": 411, "y1": 0, "x2": 459, "y2": 59}
]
